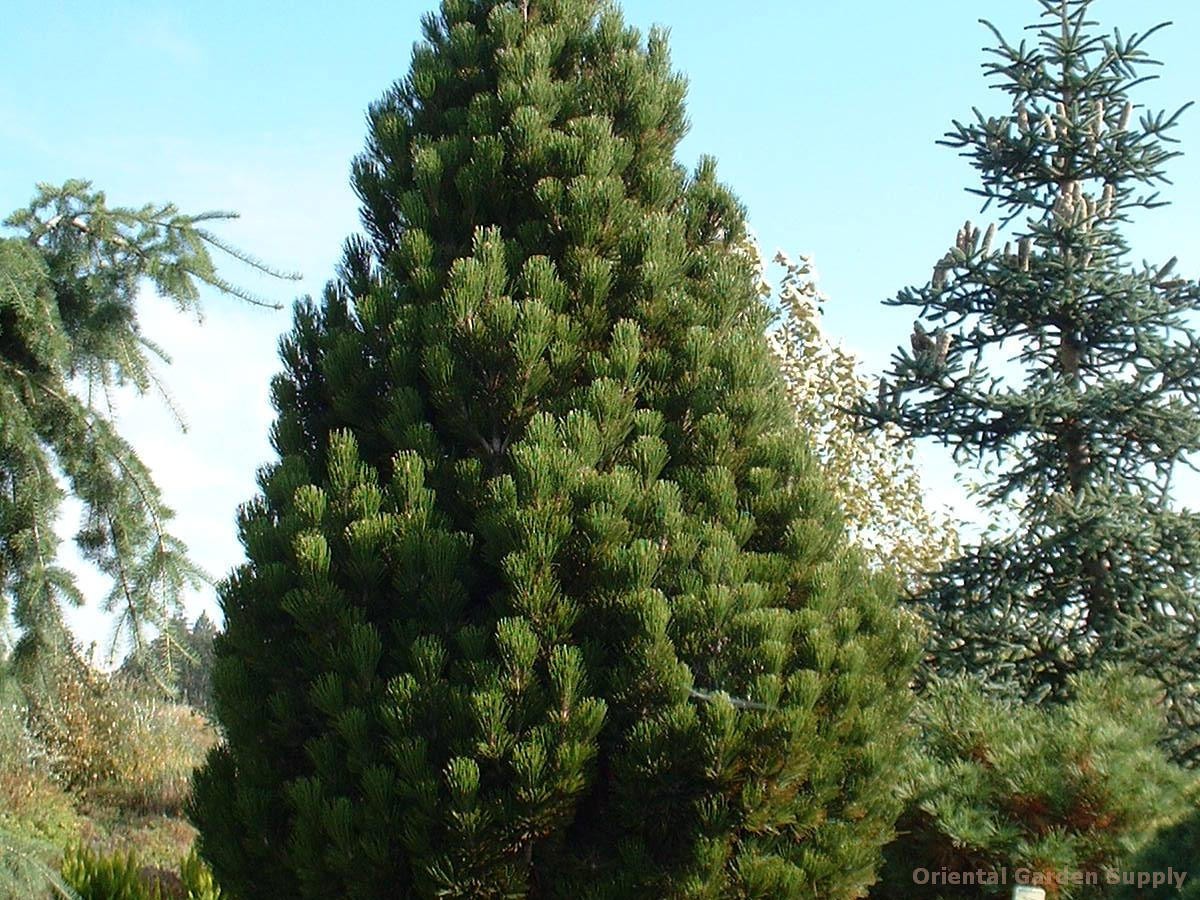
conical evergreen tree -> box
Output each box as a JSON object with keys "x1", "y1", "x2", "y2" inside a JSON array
[
  {"x1": 191, "y1": 2, "x2": 919, "y2": 896},
  {"x1": 864, "y1": 0, "x2": 1200, "y2": 764}
]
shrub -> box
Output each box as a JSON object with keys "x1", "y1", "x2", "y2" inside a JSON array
[
  {"x1": 871, "y1": 669, "x2": 1187, "y2": 899},
  {"x1": 0, "y1": 665, "x2": 83, "y2": 847},
  {"x1": 25, "y1": 653, "x2": 217, "y2": 815},
  {"x1": 62, "y1": 845, "x2": 166, "y2": 900},
  {"x1": 1113, "y1": 780, "x2": 1200, "y2": 899},
  {"x1": 88, "y1": 700, "x2": 218, "y2": 816},
  {"x1": 62, "y1": 845, "x2": 223, "y2": 900},
  {"x1": 24, "y1": 655, "x2": 131, "y2": 794}
]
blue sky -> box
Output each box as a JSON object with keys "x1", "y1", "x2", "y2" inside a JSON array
[{"x1": 3, "y1": 1, "x2": 1198, "y2": 656}]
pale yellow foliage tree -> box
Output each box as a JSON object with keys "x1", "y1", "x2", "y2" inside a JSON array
[{"x1": 758, "y1": 245, "x2": 959, "y2": 589}]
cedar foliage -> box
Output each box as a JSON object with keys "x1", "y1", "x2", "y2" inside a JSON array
[{"x1": 191, "y1": 1, "x2": 919, "y2": 896}]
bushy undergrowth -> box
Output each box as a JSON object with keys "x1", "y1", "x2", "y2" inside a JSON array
[
  {"x1": 1114, "y1": 780, "x2": 1200, "y2": 899},
  {"x1": 870, "y1": 669, "x2": 1188, "y2": 899},
  {"x1": 0, "y1": 677, "x2": 84, "y2": 848},
  {"x1": 24, "y1": 655, "x2": 217, "y2": 815},
  {"x1": 24, "y1": 655, "x2": 135, "y2": 795},
  {"x1": 62, "y1": 844, "x2": 223, "y2": 900},
  {"x1": 0, "y1": 669, "x2": 84, "y2": 899},
  {"x1": 0, "y1": 652, "x2": 219, "y2": 898},
  {"x1": 88, "y1": 699, "x2": 218, "y2": 816}
]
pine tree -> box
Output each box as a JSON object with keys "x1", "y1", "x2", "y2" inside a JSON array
[
  {"x1": 119, "y1": 611, "x2": 218, "y2": 712},
  {"x1": 0, "y1": 181, "x2": 292, "y2": 673},
  {"x1": 190, "y1": 1, "x2": 920, "y2": 896},
  {"x1": 870, "y1": 669, "x2": 1186, "y2": 900},
  {"x1": 863, "y1": 0, "x2": 1200, "y2": 763}
]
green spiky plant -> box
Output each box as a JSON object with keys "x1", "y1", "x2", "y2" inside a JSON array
[
  {"x1": 863, "y1": 0, "x2": 1200, "y2": 764},
  {"x1": 61, "y1": 845, "x2": 224, "y2": 900},
  {"x1": 190, "y1": 1, "x2": 921, "y2": 896}
]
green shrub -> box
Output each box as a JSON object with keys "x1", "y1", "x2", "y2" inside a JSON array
[
  {"x1": 1113, "y1": 780, "x2": 1200, "y2": 899},
  {"x1": 61, "y1": 845, "x2": 223, "y2": 900},
  {"x1": 178, "y1": 850, "x2": 223, "y2": 900},
  {"x1": 62, "y1": 845, "x2": 162, "y2": 900},
  {"x1": 870, "y1": 669, "x2": 1187, "y2": 899}
]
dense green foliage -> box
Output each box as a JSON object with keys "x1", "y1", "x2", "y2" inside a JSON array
[
  {"x1": 0, "y1": 182, "x2": 292, "y2": 674},
  {"x1": 62, "y1": 845, "x2": 223, "y2": 900},
  {"x1": 1115, "y1": 781, "x2": 1200, "y2": 899},
  {"x1": 870, "y1": 670, "x2": 1186, "y2": 899},
  {"x1": 191, "y1": 1, "x2": 920, "y2": 896},
  {"x1": 62, "y1": 846, "x2": 167, "y2": 900},
  {"x1": 864, "y1": 0, "x2": 1200, "y2": 763}
]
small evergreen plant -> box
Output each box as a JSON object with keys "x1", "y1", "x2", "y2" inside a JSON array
[
  {"x1": 1115, "y1": 780, "x2": 1200, "y2": 900},
  {"x1": 871, "y1": 669, "x2": 1186, "y2": 900}
]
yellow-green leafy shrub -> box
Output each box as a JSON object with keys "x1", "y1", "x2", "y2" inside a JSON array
[
  {"x1": 89, "y1": 700, "x2": 218, "y2": 815},
  {"x1": 25, "y1": 656, "x2": 130, "y2": 793},
  {"x1": 0, "y1": 671, "x2": 83, "y2": 847},
  {"x1": 26, "y1": 655, "x2": 217, "y2": 815},
  {"x1": 62, "y1": 844, "x2": 223, "y2": 900}
]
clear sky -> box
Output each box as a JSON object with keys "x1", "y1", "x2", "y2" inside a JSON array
[{"x1": 3, "y1": 1, "x2": 1198, "y2": 660}]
